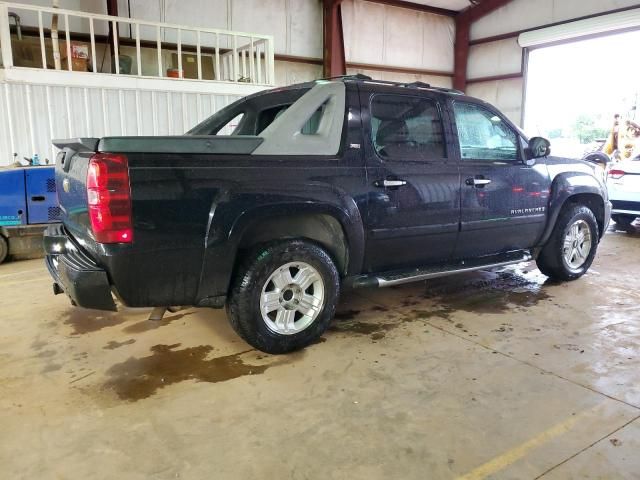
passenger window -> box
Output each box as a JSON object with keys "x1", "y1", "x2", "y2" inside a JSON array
[
  {"x1": 370, "y1": 95, "x2": 446, "y2": 160},
  {"x1": 453, "y1": 102, "x2": 518, "y2": 161}
]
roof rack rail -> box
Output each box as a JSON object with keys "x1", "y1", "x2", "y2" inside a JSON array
[
  {"x1": 321, "y1": 73, "x2": 373, "y2": 81},
  {"x1": 403, "y1": 81, "x2": 431, "y2": 89},
  {"x1": 429, "y1": 86, "x2": 464, "y2": 95}
]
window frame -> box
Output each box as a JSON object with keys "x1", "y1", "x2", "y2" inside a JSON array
[
  {"x1": 368, "y1": 92, "x2": 449, "y2": 164},
  {"x1": 451, "y1": 100, "x2": 523, "y2": 164}
]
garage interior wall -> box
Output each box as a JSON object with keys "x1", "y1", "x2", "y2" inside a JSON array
[
  {"x1": 466, "y1": 0, "x2": 640, "y2": 127},
  {"x1": 341, "y1": 0, "x2": 454, "y2": 88}
]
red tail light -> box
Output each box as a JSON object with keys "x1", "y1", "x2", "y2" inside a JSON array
[
  {"x1": 87, "y1": 153, "x2": 133, "y2": 243},
  {"x1": 608, "y1": 169, "x2": 626, "y2": 180}
]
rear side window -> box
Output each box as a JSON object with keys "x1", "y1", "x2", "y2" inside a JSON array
[{"x1": 370, "y1": 95, "x2": 446, "y2": 161}]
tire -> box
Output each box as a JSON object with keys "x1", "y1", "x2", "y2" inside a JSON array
[
  {"x1": 536, "y1": 204, "x2": 599, "y2": 281},
  {"x1": 0, "y1": 235, "x2": 8, "y2": 264},
  {"x1": 226, "y1": 239, "x2": 340, "y2": 354},
  {"x1": 611, "y1": 214, "x2": 635, "y2": 229}
]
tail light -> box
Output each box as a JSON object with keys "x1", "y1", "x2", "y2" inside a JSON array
[
  {"x1": 86, "y1": 153, "x2": 133, "y2": 243},
  {"x1": 608, "y1": 169, "x2": 626, "y2": 180}
]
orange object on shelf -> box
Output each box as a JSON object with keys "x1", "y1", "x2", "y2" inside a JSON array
[{"x1": 167, "y1": 68, "x2": 182, "y2": 78}]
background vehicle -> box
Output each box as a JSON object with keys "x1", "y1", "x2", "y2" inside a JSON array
[
  {"x1": 608, "y1": 157, "x2": 640, "y2": 228},
  {"x1": 45, "y1": 76, "x2": 610, "y2": 354},
  {"x1": 0, "y1": 165, "x2": 60, "y2": 264}
]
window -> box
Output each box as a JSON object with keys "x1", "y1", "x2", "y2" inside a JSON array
[
  {"x1": 453, "y1": 102, "x2": 518, "y2": 161},
  {"x1": 370, "y1": 95, "x2": 446, "y2": 160},
  {"x1": 219, "y1": 113, "x2": 245, "y2": 135}
]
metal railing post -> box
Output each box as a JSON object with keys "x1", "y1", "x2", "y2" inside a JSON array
[{"x1": 0, "y1": 3, "x2": 14, "y2": 68}]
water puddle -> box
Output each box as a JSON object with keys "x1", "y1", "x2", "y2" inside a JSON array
[
  {"x1": 61, "y1": 309, "x2": 129, "y2": 335},
  {"x1": 103, "y1": 339, "x2": 136, "y2": 350},
  {"x1": 103, "y1": 344, "x2": 273, "y2": 401},
  {"x1": 421, "y1": 266, "x2": 554, "y2": 316}
]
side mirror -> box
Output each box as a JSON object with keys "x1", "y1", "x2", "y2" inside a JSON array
[{"x1": 526, "y1": 137, "x2": 551, "y2": 161}]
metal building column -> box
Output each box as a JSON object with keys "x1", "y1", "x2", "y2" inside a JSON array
[
  {"x1": 323, "y1": 0, "x2": 346, "y2": 78},
  {"x1": 453, "y1": 0, "x2": 514, "y2": 92}
]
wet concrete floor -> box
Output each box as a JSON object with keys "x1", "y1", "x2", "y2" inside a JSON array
[{"x1": 1, "y1": 225, "x2": 639, "y2": 479}]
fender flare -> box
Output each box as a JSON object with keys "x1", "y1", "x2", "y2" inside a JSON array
[{"x1": 538, "y1": 172, "x2": 606, "y2": 245}]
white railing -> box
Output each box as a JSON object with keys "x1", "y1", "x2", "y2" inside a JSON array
[{"x1": 0, "y1": 1, "x2": 275, "y2": 85}]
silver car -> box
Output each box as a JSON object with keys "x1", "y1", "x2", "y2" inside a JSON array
[{"x1": 608, "y1": 158, "x2": 640, "y2": 228}]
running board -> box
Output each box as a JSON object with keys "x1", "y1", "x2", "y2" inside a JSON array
[{"x1": 347, "y1": 251, "x2": 532, "y2": 289}]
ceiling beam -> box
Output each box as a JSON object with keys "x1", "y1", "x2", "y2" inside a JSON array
[
  {"x1": 454, "y1": 0, "x2": 514, "y2": 91},
  {"x1": 362, "y1": 0, "x2": 458, "y2": 17}
]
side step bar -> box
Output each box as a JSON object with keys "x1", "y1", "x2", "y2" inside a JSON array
[{"x1": 347, "y1": 251, "x2": 533, "y2": 289}]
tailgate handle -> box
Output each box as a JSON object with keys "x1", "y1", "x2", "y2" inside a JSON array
[{"x1": 31, "y1": 196, "x2": 46, "y2": 202}]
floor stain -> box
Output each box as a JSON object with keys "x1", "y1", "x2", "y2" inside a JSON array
[
  {"x1": 62, "y1": 309, "x2": 128, "y2": 335},
  {"x1": 122, "y1": 312, "x2": 194, "y2": 334},
  {"x1": 41, "y1": 363, "x2": 62, "y2": 373},
  {"x1": 36, "y1": 349, "x2": 56, "y2": 358},
  {"x1": 334, "y1": 309, "x2": 361, "y2": 320},
  {"x1": 103, "y1": 339, "x2": 136, "y2": 350},
  {"x1": 103, "y1": 344, "x2": 272, "y2": 402},
  {"x1": 329, "y1": 319, "x2": 401, "y2": 340}
]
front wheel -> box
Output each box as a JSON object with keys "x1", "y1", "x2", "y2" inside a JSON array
[
  {"x1": 536, "y1": 204, "x2": 599, "y2": 281},
  {"x1": 226, "y1": 240, "x2": 340, "y2": 354}
]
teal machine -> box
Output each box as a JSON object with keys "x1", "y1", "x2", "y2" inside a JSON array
[{"x1": 0, "y1": 166, "x2": 61, "y2": 264}]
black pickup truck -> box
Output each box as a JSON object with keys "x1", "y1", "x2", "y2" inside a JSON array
[{"x1": 45, "y1": 75, "x2": 610, "y2": 353}]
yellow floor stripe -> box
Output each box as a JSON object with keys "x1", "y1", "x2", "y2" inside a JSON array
[{"x1": 456, "y1": 403, "x2": 605, "y2": 480}]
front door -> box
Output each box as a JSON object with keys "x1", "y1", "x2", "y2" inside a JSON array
[
  {"x1": 451, "y1": 101, "x2": 550, "y2": 259},
  {"x1": 361, "y1": 89, "x2": 461, "y2": 272}
]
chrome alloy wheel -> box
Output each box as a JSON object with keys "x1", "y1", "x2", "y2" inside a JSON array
[
  {"x1": 563, "y1": 219, "x2": 592, "y2": 270},
  {"x1": 259, "y1": 262, "x2": 325, "y2": 335}
]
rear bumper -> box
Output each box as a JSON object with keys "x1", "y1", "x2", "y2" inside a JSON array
[
  {"x1": 611, "y1": 200, "x2": 640, "y2": 216},
  {"x1": 44, "y1": 224, "x2": 117, "y2": 311}
]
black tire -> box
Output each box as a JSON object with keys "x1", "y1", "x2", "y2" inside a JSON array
[
  {"x1": 0, "y1": 235, "x2": 8, "y2": 264},
  {"x1": 611, "y1": 214, "x2": 635, "y2": 228},
  {"x1": 536, "y1": 204, "x2": 599, "y2": 281},
  {"x1": 226, "y1": 240, "x2": 340, "y2": 354}
]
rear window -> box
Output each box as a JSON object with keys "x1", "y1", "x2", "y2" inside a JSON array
[{"x1": 370, "y1": 94, "x2": 446, "y2": 160}]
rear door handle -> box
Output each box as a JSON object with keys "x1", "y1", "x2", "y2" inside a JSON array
[
  {"x1": 465, "y1": 177, "x2": 492, "y2": 187},
  {"x1": 375, "y1": 179, "x2": 407, "y2": 188}
]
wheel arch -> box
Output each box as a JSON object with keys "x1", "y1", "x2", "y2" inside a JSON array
[
  {"x1": 539, "y1": 175, "x2": 606, "y2": 245},
  {"x1": 195, "y1": 201, "x2": 365, "y2": 306},
  {"x1": 236, "y1": 213, "x2": 350, "y2": 275}
]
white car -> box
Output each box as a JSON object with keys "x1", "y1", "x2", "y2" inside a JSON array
[{"x1": 607, "y1": 158, "x2": 640, "y2": 228}]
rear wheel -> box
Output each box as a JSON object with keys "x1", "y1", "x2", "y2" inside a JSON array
[
  {"x1": 0, "y1": 235, "x2": 8, "y2": 264},
  {"x1": 226, "y1": 240, "x2": 340, "y2": 354},
  {"x1": 611, "y1": 214, "x2": 635, "y2": 229},
  {"x1": 536, "y1": 204, "x2": 599, "y2": 281}
]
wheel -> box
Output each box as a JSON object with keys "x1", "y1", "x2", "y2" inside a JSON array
[
  {"x1": 536, "y1": 204, "x2": 599, "y2": 281},
  {"x1": 226, "y1": 240, "x2": 340, "y2": 354},
  {"x1": 0, "y1": 235, "x2": 8, "y2": 264},
  {"x1": 611, "y1": 214, "x2": 635, "y2": 229}
]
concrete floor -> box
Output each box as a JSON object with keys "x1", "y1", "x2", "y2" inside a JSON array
[{"x1": 1, "y1": 226, "x2": 640, "y2": 480}]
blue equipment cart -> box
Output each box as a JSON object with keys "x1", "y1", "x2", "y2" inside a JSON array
[{"x1": 0, "y1": 165, "x2": 61, "y2": 263}]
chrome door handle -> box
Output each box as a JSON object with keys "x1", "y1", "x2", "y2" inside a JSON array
[
  {"x1": 465, "y1": 177, "x2": 492, "y2": 187},
  {"x1": 376, "y1": 179, "x2": 407, "y2": 188}
]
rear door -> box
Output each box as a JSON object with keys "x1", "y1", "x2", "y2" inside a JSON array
[
  {"x1": 360, "y1": 87, "x2": 460, "y2": 272},
  {"x1": 451, "y1": 100, "x2": 550, "y2": 258}
]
